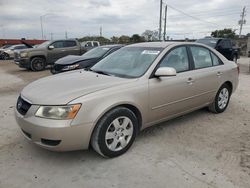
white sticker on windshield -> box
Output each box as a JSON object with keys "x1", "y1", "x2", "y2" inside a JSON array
[{"x1": 142, "y1": 50, "x2": 160, "y2": 55}]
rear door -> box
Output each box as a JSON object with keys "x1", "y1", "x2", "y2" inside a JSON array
[
  {"x1": 64, "y1": 40, "x2": 80, "y2": 55},
  {"x1": 187, "y1": 45, "x2": 222, "y2": 106}
]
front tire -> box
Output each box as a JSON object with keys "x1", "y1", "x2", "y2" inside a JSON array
[
  {"x1": 2, "y1": 53, "x2": 9, "y2": 60},
  {"x1": 30, "y1": 57, "x2": 46, "y2": 71},
  {"x1": 91, "y1": 107, "x2": 138, "y2": 158},
  {"x1": 50, "y1": 66, "x2": 56, "y2": 74},
  {"x1": 209, "y1": 84, "x2": 231, "y2": 113}
]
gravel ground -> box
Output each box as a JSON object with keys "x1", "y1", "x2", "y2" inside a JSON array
[{"x1": 0, "y1": 58, "x2": 250, "y2": 188}]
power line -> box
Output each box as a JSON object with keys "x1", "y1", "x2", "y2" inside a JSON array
[
  {"x1": 165, "y1": 3, "x2": 220, "y2": 27},
  {"x1": 169, "y1": 11, "x2": 240, "y2": 19}
]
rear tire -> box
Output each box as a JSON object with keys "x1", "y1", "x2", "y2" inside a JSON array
[
  {"x1": 30, "y1": 57, "x2": 46, "y2": 71},
  {"x1": 91, "y1": 107, "x2": 138, "y2": 158},
  {"x1": 209, "y1": 84, "x2": 231, "y2": 113}
]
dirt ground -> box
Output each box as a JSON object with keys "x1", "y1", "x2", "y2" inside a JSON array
[{"x1": 0, "y1": 58, "x2": 250, "y2": 188}]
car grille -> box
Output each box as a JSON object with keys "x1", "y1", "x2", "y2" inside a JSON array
[{"x1": 16, "y1": 96, "x2": 31, "y2": 116}]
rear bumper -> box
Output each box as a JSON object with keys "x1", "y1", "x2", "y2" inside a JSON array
[{"x1": 15, "y1": 107, "x2": 94, "y2": 151}]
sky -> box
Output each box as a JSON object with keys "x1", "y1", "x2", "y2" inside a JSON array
[{"x1": 0, "y1": 0, "x2": 250, "y2": 40}]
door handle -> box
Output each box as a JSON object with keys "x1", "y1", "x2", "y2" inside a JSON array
[
  {"x1": 187, "y1": 77, "x2": 194, "y2": 84},
  {"x1": 61, "y1": 49, "x2": 66, "y2": 52},
  {"x1": 217, "y1": 72, "x2": 223, "y2": 76}
]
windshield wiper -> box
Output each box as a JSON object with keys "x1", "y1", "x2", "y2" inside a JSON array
[{"x1": 89, "y1": 69, "x2": 111, "y2": 76}]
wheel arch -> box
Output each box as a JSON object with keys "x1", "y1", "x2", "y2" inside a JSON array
[
  {"x1": 223, "y1": 81, "x2": 233, "y2": 94},
  {"x1": 30, "y1": 55, "x2": 47, "y2": 63}
]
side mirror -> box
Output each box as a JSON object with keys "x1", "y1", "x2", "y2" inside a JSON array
[
  {"x1": 48, "y1": 45, "x2": 54, "y2": 50},
  {"x1": 155, "y1": 67, "x2": 177, "y2": 77}
]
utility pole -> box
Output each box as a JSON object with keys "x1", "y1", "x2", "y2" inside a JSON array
[
  {"x1": 50, "y1": 33, "x2": 53, "y2": 40},
  {"x1": 40, "y1": 16, "x2": 44, "y2": 40},
  {"x1": 159, "y1": 0, "x2": 163, "y2": 41},
  {"x1": 239, "y1": 6, "x2": 246, "y2": 38},
  {"x1": 100, "y1": 26, "x2": 102, "y2": 37},
  {"x1": 163, "y1": 4, "x2": 168, "y2": 41},
  {"x1": 65, "y1": 31, "x2": 68, "y2": 39}
]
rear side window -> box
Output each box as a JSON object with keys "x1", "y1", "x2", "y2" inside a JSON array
[
  {"x1": 64, "y1": 41, "x2": 77, "y2": 47},
  {"x1": 190, "y1": 46, "x2": 212, "y2": 69},
  {"x1": 210, "y1": 52, "x2": 223, "y2": 66},
  {"x1": 159, "y1": 46, "x2": 189, "y2": 73},
  {"x1": 93, "y1": 42, "x2": 99, "y2": 47}
]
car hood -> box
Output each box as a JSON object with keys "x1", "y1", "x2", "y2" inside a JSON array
[
  {"x1": 21, "y1": 70, "x2": 136, "y2": 105},
  {"x1": 56, "y1": 55, "x2": 97, "y2": 65}
]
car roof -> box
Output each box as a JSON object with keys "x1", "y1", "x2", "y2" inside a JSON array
[
  {"x1": 100, "y1": 44, "x2": 125, "y2": 48},
  {"x1": 127, "y1": 42, "x2": 189, "y2": 48},
  {"x1": 197, "y1": 37, "x2": 229, "y2": 41},
  {"x1": 12, "y1": 44, "x2": 25, "y2": 47}
]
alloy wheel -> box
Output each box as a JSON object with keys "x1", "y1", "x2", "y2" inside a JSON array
[
  {"x1": 218, "y1": 88, "x2": 229, "y2": 110},
  {"x1": 105, "y1": 116, "x2": 134, "y2": 152}
]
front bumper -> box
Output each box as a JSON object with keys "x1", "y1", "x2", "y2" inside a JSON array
[
  {"x1": 15, "y1": 105, "x2": 94, "y2": 151},
  {"x1": 14, "y1": 58, "x2": 30, "y2": 69}
]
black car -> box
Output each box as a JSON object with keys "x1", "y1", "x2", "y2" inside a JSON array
[
  {"x1": 51, "y1": 44, "x2": 124, "y2": 74},
  {"x1": 196, "y1": 37, "x2": 239, "y2": 62}
]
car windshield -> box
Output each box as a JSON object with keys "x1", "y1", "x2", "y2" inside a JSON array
[
  {"x1": 9, "y1": 45, "x2": 20, "y2": 50},
  {"x1": 91, "y1": 47, "x2": 162, "y2": 78},
  {"x1": 82, "y1": 47, "x2": 110, "y2": 59},
  {"x1": 37, "y1": 41, "x2": 50, "y2": 48},
  {"x1": 196, "y1": 39, "x2": 218, "y2": 48}
]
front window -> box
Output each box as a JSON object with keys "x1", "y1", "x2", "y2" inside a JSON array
[
  {"x1": 91, "y1": 47, "x2": 162, "y2": 78},
  {"x1": 82, "y1": 47, "x2": 110, "y2": 59},
  {"x1": 52, "y1": 41, "x2": 64, "y2": 48},
  {"x1": 159, "y1": 46, "x2": 189, "y2": 73}
]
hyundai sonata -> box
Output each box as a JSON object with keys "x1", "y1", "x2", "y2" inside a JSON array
[{"x1": 15, "y1": 42, "x2": 239, "y2": 157}]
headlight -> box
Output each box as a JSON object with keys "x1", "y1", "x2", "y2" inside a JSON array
[
  {"x1": 62, "y1": 64, "x2": 80, "y2": 71},
  {"x1": 20, "y1": 52, "x2": 28, "y2": 58},
  {"x1": 35, "y1": 104, "x2": 81, "y2": 120}
]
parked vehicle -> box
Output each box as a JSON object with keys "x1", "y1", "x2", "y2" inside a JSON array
[
  {"x1": 15, "y1": 42, "x2": 239, "y2": 158},
  {"x1": 0, "y1": 45, "x2": 12, "y2": 58},
  {"x1": 196, "y1": 37, "x2": 240, "y2": 62},
  {"x1": 0, "y1": 44, "x2": 29, "y2": 60},
  {"x1": 0, "y1": 44, "x2": 12, "y2": 50},
  {"x1": 51, "y1": 44, "x2": 124, "y2": 74},
  {"x1": 14, "y1": 39, "x2": 86, "y2": 71},
  {"x1": 81, "y1": 41, "x2": 100, "y2": 51}
]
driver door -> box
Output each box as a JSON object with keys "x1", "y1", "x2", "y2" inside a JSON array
[
  {"x1": 148, "y1": 46, "x2": 196, "y2": 123},
  {"x1": 47, "y1": 41, "x2": 67, "y2": 64}
]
